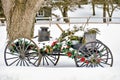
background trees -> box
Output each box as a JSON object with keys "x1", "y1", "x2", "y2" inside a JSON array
[
  {"x1": 90, "y1": 0, "x2": 120, "y2": 22},
  {"x1": 44, "y1": 0, "x2": 87, "y2": 23},
  {"x1": 43, "y1": 0, "x2": 120, "y2": 23}
]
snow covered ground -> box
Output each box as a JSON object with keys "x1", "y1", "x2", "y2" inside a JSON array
[
  {"x1": 1, "y1": 23, "x2": 120, "y2": 80},
  {"x1": 0, "y1": 4, "x2": 120, "y2": 80}
]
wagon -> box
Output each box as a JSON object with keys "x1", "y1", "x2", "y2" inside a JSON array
[{"x1": 4, "y1": 24, "x2": 113, "y2": 67}]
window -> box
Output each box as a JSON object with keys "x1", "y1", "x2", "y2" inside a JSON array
[{"x1": 37, "y1": 9, "x2": 44, "y2": 17}]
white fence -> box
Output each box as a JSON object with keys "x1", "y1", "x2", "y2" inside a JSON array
[
  {"x1": 1, "y1": 17, "x2": 120, "y2": 26},
  {"x1": 35, "y1": 17, "x2": 120, "y2": 24}
]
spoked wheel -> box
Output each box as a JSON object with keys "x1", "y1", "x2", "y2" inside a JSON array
[
  {"x1": 4, "y1": 37, "x2": 41, "y2": 67},
  {"x1": 40, "y1": 51, "x2": 60, "y2": 66},
  {"x1": 74, "y1": 40, "x2": 113, "y2": 68}
]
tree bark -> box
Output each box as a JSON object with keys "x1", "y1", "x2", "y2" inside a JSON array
[
  {"x1": 92, "y1": 1, "x2": 95, "y2": 16},
  {"x1": 1, "y1": 0, "x2": 44, "y2": 41},
  {"x1": 103, "y1": 3, "x2": 106, "y2": 23},
  {"x1": 106, "y1": 3, "x2": 117, "y2": 22},
  {"x1": 62, "y1": 7, "x2": 69, "y2": 23}
]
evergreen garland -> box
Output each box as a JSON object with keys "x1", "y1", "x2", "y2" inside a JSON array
[{"x1": 9, "y1": 39, "x2": 37, "y2": 53}]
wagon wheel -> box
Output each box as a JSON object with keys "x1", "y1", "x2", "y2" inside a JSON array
[
  {"x1": 74, "y1": 40, "x2": 113, "y2": 67},
  {"x1": 4, "y1": 37, "x2": 41, "y2": 66},
  {"x1": 40, "y1": 50, "x2": 60, "y2": 66}
]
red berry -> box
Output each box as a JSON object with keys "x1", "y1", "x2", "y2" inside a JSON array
[
  {"x1": 51, "y1": 41, "x2": 58, "y2": 47},
  {"x1": 67, "y1": 52, "x2": 72, "y2": 57},
  {"x1": 80, "y1": 57, "x2": 85, "y2": 62},
  {"x1": 85, "y1": 60, "x2": 89, "y2": 64},
  {"x1": 51, "y1": 43, "x2": 55, "y2": 47}
]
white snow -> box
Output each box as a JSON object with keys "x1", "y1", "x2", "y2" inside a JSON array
[{"x1": 0, "y1": 4, "x2": 120, "y2": 80}]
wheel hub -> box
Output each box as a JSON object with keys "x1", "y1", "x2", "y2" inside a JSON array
[
  {"x1": 19, "y1": 50, "x2": 26, "y2": 60},
  {"x1": 19, "y1": 55, "x2": 25, "y2": 60},
  {"x1": 90, "y1": 57, "x2": 101, "y2": 64}
]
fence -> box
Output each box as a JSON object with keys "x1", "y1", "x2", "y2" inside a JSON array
[
  {"x1": 0, "y1": 17, "x2": 120, "y2": 25},
  {"x1": 35, "y1": 17, "x2": 120, "y2": 24}
]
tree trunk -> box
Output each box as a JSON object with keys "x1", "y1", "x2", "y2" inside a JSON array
[
  {"x1": 106, "y1": 4, "x2": 117, "y2": 22},
  {"x1": 1, "y1": 0, "x2": 44, "y2": 41},
  {"x1": 92, "y1": 1, "x2": 95, "y2": 16},
  {"x1": 109, "y1": 16, "x2": 112, "y2": 21},
  {"x1": 103, "y1": 3, "x2": 106, "y2": 23},
  {"x1": 62, "y1": 7, "x2": 69, "y2": 23}
]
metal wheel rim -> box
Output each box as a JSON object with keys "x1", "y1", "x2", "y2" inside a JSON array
[
  {"x1": 4, "y1": 37, "x2": 41, "y2": 67},
  {"x1": 40, "y1": 51, "x2": 60, "y2": 66},
  {"x1": 75, "y1": 40, "x2": 113, "y2": 68}
]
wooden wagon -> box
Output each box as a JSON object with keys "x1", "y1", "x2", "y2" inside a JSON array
[{"x1": 4, "y1": 24, "x2": 113, "y2": 67}]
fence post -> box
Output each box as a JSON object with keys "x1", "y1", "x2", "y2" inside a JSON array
[
  {"x1": 107, "y1": 17, "x2": 109, "y2": 26},
  {"x1": 49, "y1": 17, "x2": 51, "y2": 27}
]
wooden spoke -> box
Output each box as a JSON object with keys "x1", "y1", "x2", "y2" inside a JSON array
[
  {"x1": 40, "y1": 51, "x2": 60, "y2": 66},
  {"x1": 4, "y1": 37, "x2": 40, "y2": 67}
]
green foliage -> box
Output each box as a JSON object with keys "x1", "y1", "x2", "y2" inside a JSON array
[
  {"x1": 86, "y1": 28, "x2": 100, "y2": 34},
  {"x1": 69, "y1": 36, "x2": 79, "y2": 40},
  {"x1": 58, "y1": 25, "x2": 82, "y2": 42},
  {"x1": 40, "y1": 41, "x2": 62, "y2": 54},
  {"x1": 9, "y1": 39, "x2": 37, "y2": 53}
]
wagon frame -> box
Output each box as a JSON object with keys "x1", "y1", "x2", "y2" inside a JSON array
[{"x1": 4, "y1": 23, "x2": 113, "y2": 68}]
